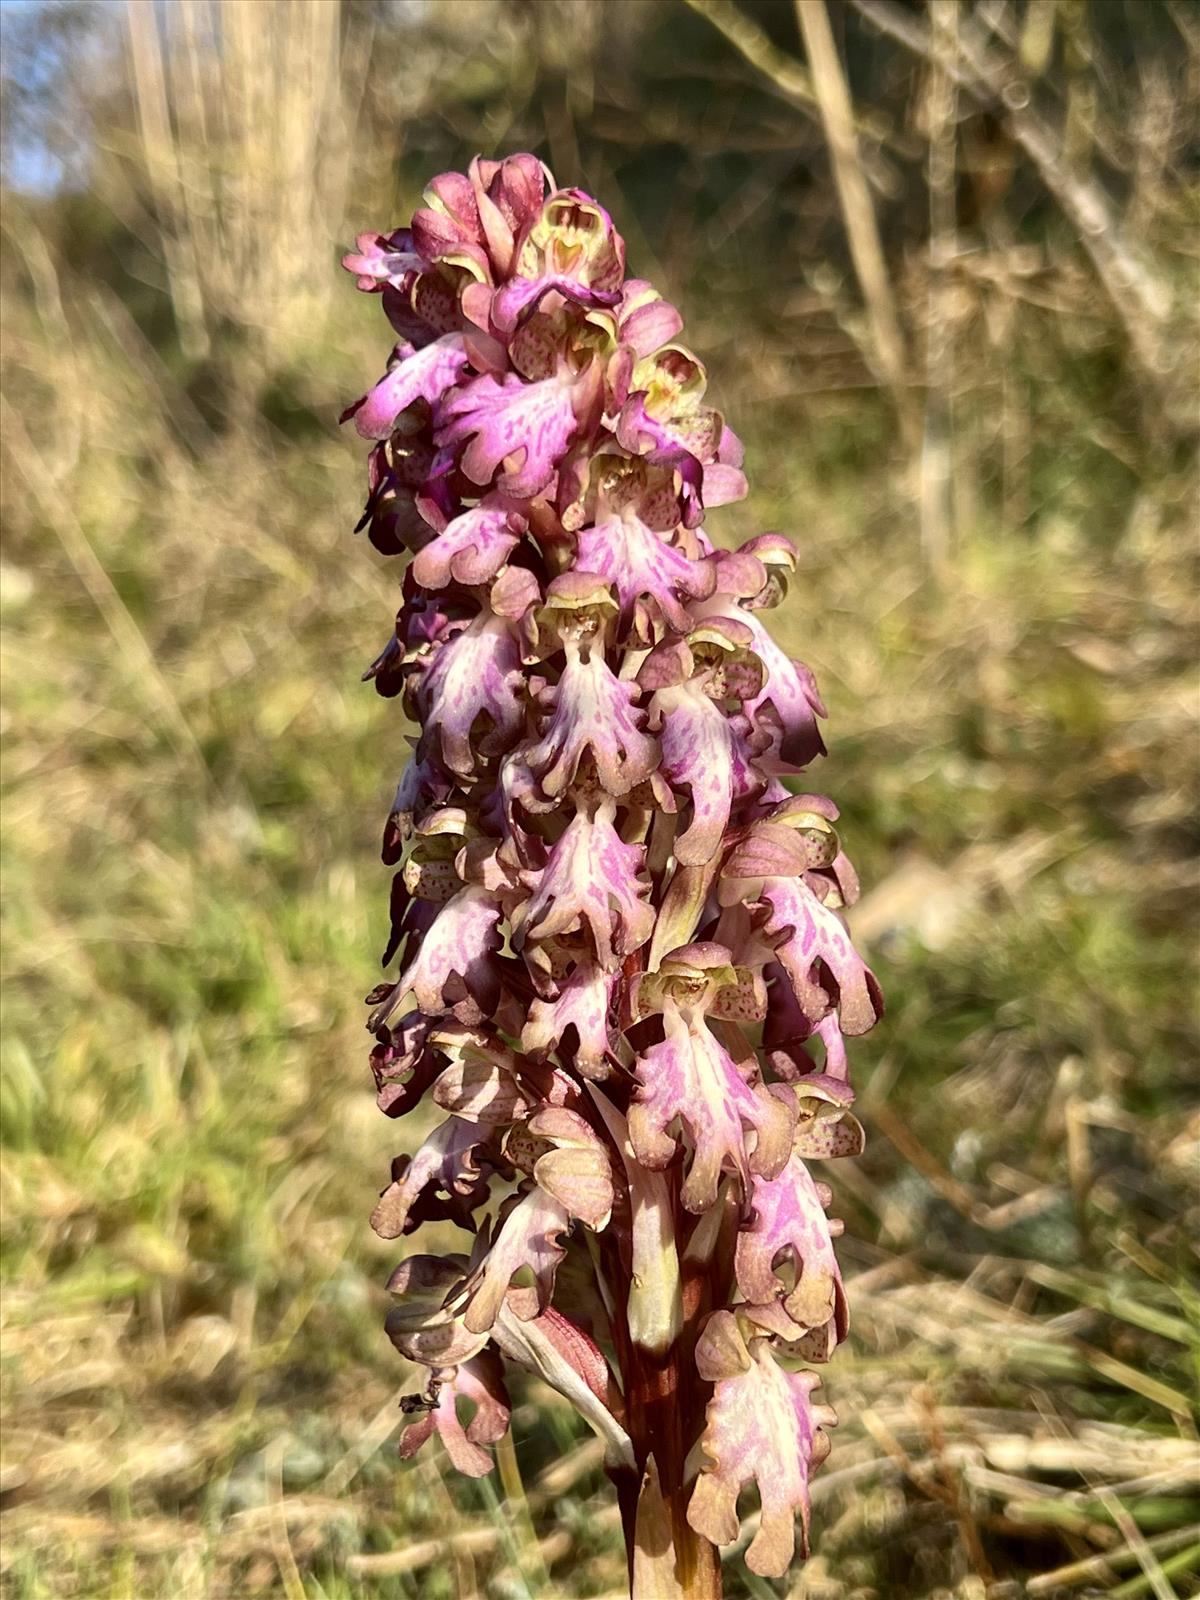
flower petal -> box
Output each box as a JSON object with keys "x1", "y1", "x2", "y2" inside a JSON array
[
  {"x1": 372, "y1": 1012, "x2": 444, "y2": 1118},
  {"x1": 515, "y1": 805, "x2": 655, "y2": 971},
  {"x1": 431, "y1": 1045, "x2": 533, "y2": 1124},
  {"x1": 341, "y1": 229, "x2": 423, "y2": 290},
  {"x1": 735, "y1": 1155, "x2": 847, "y2": 1344},
  {"x1": 735, "y1": 609, "x2": 827, "y2": 771},
  {"x1": 460, "y1": 1186, "x2": 572, "y2": 1332},
  {"x1": 700, "y1": 462, "x2": 748, "y2": 507},
  {"x1": 617, "y1": 280, "x2": 685, "y2": 359},
  {"x1": 522, "y1": 958, "x2": 618, "y2": 1079},
  {"x1": 411, "y1": 500, "x2": 526, "y2": 590},
  {"x1": 390, "y1": 884, "x2": 503, "y2": 1018},
  {"x1": 575, "y1": 513, "x2": 715, "y2": 639},
  {"x1": 418, "y1": 611, "x2": 524, "y2": 777},
  {"x1": 615, "y1": 394, "x2": 711, "y2": 527},
  {"x1": 524, "y1": 646, "x2": 658, "y2": 799},
  {"x1": 759, "y1": 877, "x2": 882, "y2": 1036},
  {"x1": 473, "y1": 153, "x2": 550, "y2": 259},
  {"x1": 629, "y1": 1004, "x2": 793, "y2": 1212},
  {"x1": 515, "y1": 187, "x2": 626, "y2": 294},
  {"x1": 436, "y1": 369, "x2": 580, "y2": 498},
  {"x1": 371, "y1": 1115, "x2": 495, "y2": 1239},
  {"x1": 491, "y1": 273, "x2": 621, "y2": 334},
  {"x1": 687, "y1": 1312, "x2": 836, "y2": 1576},
  {"x1": 353, "y1": 335, "x2": 470, "y2": 440},
  {"x1": 399, "y1": 1352, "x2": 511, "y2": 1478},
  {"x1": 652, "y1": 681, "x2": 736, "y2": 868}
]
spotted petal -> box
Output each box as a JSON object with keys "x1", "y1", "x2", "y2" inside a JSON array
[
  {"x1": 371, "y1": 1115, "x2": 494, "y2": 1239},
  {"x1": 651, "y1": 681, "x2": 739, "y2": 867},
  {"x1": 417, "y1": 611, "x2": 523, "y2": 777},
  {"x1": 730, "y1": 606, "x2": 827, "y2": 771},
  {"x1": 522, "y1": 958, "x2": 618, "y2": 1079},
  {"x1": 735, "y1": 1155, "x2": 847, "y2": 1344},
  {"x1": 575, "y1": 514, "x2": 715, "y2": 639},
  {"x1": 390, "y1": 884, "x2": 502, "y2": 1018},
  {"x1": 759, "y1": 877, "x2": 882, "y2": 1036},
  {"x1": 436, "y1": 369, "x2": 581, "y2": 498},
  {"x1": 687, "y1": 1312, "x2": 836, "y2": 1576},
  {"x1": 615, "y1": 394, "x2": 708, "y2": 527},
  {"x1": 411, "y1": 500, "x2": 526, "y2": 590},
  {"x1": 515, "y1": 805, "x2": 654, "y2": 971},
  {"x1": 629, "y1": 1004, "x2": 793, "y2": 1212},
  {"x1": 352, "y1": 334, "x2": 470, "y2": 440},
  {"x1": 524, "y1": 646, "x2": 658, "y2": 799},
  {"x1": 460, "y1": 1186, "x2": 572, "y2": 1333}
]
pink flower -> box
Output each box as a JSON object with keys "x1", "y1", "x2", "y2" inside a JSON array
[{"x1": 343, "y1": 155, "x2": 881, "y2": 1588}]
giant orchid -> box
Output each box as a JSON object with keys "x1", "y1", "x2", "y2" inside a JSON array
[{"x1": 343, "y1": 154, "x2": 881, "y2": 1597}]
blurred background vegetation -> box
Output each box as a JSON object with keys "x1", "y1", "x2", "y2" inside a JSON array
[{"x1": 1, "y1": 1, "x2": 1197, "y2": 1596}]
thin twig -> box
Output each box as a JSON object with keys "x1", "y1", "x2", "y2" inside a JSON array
[
  {"x1": 921, "y1": 0, "x2": 959, "y2": 574},
  {"x1": 682, "y1": 0, "x2": 820, "y2": 111},
  {"x1": 682, "y1": 0, "x2": 899, "y2": 150},
  {"x1": 794, "y1": 0, "x2": 918, "y2": 449}
]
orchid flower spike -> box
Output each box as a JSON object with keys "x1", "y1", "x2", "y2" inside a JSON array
[{"x1": 343, "y1": 153, "x2": 881, "y2": 1596}]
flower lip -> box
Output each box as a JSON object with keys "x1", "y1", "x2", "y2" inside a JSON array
[
  {"x1": 342, "y1": 229, "x2": 424, "y2": 290},
  {"x1": 687, "y1": 1310, "x2": 838, "y2": 1575}
]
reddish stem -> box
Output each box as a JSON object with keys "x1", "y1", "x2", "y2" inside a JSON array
[{"x1": 609, "y1": 1167, "x2": 726, "y2": 1599}]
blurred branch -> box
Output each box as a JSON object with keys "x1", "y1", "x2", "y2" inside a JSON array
[
  {"x1": 682, "y1": 0, "x2": 819, "y2": 109},
  {"x1": 849, "y1": 0, "x2": 1176, "y2": 403},
  {"x1": 1165, "y1": 0, "x2": 1200, "y2": 57},
  {"x1": 921, "y1": 0, "x2": 959, "y2": 573},
  {"x1": 794, "y1": 0, "x2": 918, "y2": 451},
  {"x1": 682, "y1": 0, "x2": 901, "y2": 157}
]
